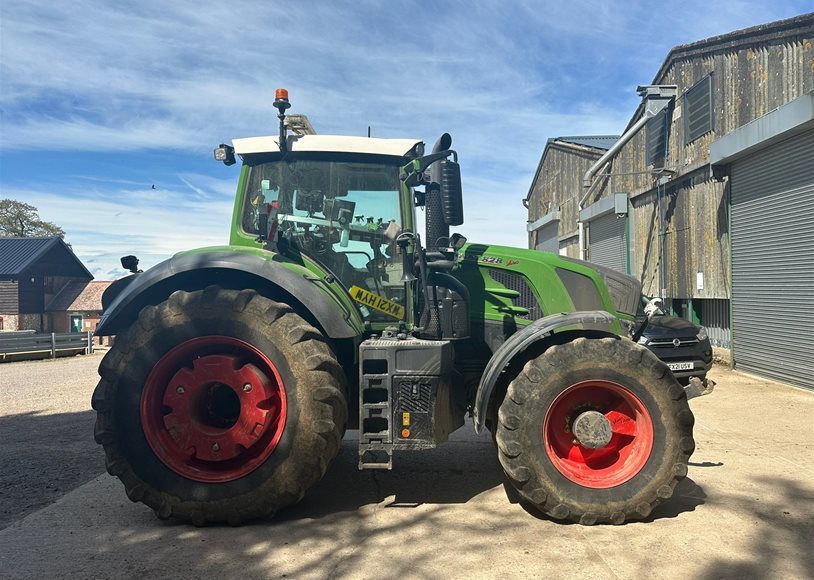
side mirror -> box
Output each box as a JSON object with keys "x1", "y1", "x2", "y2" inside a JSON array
[
  {"x1": 120, "y1": 255, "x2": 141, "y2": 274},
  {"x1": 440, "y1": 160, "x2": 463, "y2": 226}
]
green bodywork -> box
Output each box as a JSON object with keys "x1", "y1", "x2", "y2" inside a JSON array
[{"x1": 454, "y1": 243, "x2": 626, "y2": 334}]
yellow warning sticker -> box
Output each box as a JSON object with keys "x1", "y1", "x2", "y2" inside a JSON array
[
  {"x1": 402, "y1": 412, "x2": 411, "y2": 426},
  {"x1": 349, "y1": 285, "x2": 405, "y2": 319}
]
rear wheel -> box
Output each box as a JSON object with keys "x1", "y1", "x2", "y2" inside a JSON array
[
  {"x1": 92, "y1": 286, "x2": 347, "y2": 525},
  {"x1": 496, "y1": 337, "x2": 694, "y2": 525}
]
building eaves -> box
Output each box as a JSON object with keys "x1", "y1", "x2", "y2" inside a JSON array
[
  {"x1": 623, "y1": 13, "x2": 814, "y2": 132},
  {"x1": 556, "y1": 135, "x2": 620, "y2": 151},
  {"x1": 524, "y1": 136, "x2": 620, "y2": 206},
  {"x1": 651, "y1": 13, "x2": 814, "y2": 86},
  {"x1": 0, "y1": 237, "x2": 59, "y2": 276},
  {"x1": 0, "y1": 236, "x2": 93, "y2": 280}
]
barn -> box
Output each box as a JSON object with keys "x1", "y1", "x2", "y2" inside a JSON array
[{"x1": 524, "y1": 14, "x2": 814, "y2": 389}]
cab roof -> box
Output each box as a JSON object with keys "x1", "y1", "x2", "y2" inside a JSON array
[{"x1": 232, "y1": 134, "x2": 422, "y2": 157}]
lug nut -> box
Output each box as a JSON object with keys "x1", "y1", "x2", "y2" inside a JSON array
[
  {"x1": 212, "y1": 443, "x2": 220, "y2": 452},
  {"x1": 243, "y1": 383, "x2": 252, "y2": 392},
  {"x1": 176, "y1": 386, "x2": 185, "y2": 395}
]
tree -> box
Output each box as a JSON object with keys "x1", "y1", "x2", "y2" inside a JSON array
[{"x1": 0, "y1": 199, "x2": 65, "y2": 238}]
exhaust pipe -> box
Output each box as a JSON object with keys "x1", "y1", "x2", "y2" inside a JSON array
[{"x1": 425, "y1": 133, "x2": 452, "y2": 251}]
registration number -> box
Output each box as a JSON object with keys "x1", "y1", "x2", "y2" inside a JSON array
[{"x1": 668, "y1": 362, "x2": 694, "y2": 371}]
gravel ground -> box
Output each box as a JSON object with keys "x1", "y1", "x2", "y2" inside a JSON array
[
  {"x1": 0, "y1": 352, "x2": 106, "y2": 529},
  {"x1": 1, "y1": 354, "x2": 812, "y2": 578}
]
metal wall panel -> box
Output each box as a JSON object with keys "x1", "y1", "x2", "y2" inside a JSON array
[
  {"x1": 534, "y1": 221, "x2": 559, "y2": 254},
  {"x1": 730, "y1": 129, "x2": 814, "y2": 389},
  {"x1": 700, "y1": 298, "x2": 731, "y2": 348},
  {"x1": 588, "y1": 214, "x2": 627, "y2": 274}
]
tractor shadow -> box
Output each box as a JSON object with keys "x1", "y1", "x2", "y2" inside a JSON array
[
  {"x1": 277, "y1": 425, "x2": 505, "y2": 521},
  {"x1": 278, "y1": 423, "x2": 706, "y2": 524}
]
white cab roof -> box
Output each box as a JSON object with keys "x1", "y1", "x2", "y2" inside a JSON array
[{"x1": 233, "y1": 134, "x2": 422, "y2": 157}]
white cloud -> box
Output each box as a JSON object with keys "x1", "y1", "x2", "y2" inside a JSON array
[{"x1": 1, "y1": 0, "x2": 809, "y2": 275}]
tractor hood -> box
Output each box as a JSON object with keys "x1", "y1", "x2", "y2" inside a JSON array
[{"x1": 457, "y1": 243, "x2": 641, "y2": 321}]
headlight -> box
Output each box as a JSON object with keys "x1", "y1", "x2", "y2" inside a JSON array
[
  {"x1": 637, "y1": 335, "x2": 649, "y2": 345},
  {"x1": 696, "y1": 326, "x2": 708, "y2": 341}
]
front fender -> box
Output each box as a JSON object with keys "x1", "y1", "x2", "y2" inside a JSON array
[
  {"x1": 95, "y1": 250, "x2": 362, "y2": 339},
  {"x1": 472, "y1": 310, "x2": 619, "y2": 433}
]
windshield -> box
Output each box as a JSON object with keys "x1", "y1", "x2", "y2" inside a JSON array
[{"x1": 242, "y1": 156, "x2": 407, "y2": 321}]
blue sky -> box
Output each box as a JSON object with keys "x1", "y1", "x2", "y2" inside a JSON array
[{"x1": 1, "y1": 1, "x2": 810, "y2": 279}]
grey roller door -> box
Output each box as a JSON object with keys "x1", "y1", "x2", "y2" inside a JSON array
[
  {"x1": 730, "y1": 129, "x2": 814, "y2": 390},
  {"x1": 534, "y1": 221, "x2": 559, "y2": 253},
  {"x1": 588, "y1": 213, "x2": 627, "y2": 273}
]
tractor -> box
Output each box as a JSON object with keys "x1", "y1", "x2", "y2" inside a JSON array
[{"x1": 92, "y1": 89, "x2": 696, "y2": 526}]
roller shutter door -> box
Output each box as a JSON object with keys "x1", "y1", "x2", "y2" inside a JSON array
[
  {"x1": 730, "y1": 129, "x2": 814, "y2": 389},
  {"x1": 534, "y1": 221, "x2": 559, "y2": 254},
  {"x1": 588, "y1": 213, "x2": 627, "y2": 273}
]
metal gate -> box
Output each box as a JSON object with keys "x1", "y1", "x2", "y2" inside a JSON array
[
  {"x1": 588, "y1": 213, "x2": 627, "y2": 273},
  {"x1": 730, "y1": 129, "x2": 814, "y2": 389}
]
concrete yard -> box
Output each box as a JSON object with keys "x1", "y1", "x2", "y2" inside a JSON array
[{"x1": 0, "y1": 353, "x2": 812, "y2": 579}]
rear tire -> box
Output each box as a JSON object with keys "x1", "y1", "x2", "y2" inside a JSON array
[
  {"x1": 92, "y1": 286, "x2": 347, "y2": 525},
  {"x1": 496, "y1": 337, "x2": 694, "y2": 525}
]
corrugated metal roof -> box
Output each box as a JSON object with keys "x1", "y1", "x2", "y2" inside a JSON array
[
  {"x1": 556, "y1": 135, "x2": 620, "y2": 150},
  {"x1": 0, "y1": 237, "x2": 60, "y2": 276}
]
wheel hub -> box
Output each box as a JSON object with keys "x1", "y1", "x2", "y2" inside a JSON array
[
  {"x1": 543, "y1": 379, "x2": 654, "y2": 488},
  {"x1": 163, "y1": 355, "x2": 276, "y2": 462},
  {"x1": 141, "y1": 336, "x2": 287, "y2": 483},
  {"x1": 572, "y1": 410, "x2": 613, "y2": 449}
]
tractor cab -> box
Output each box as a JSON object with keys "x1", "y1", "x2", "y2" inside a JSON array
[{"x1": 218, "y1": 90, "x2": 466, "y2": 330}]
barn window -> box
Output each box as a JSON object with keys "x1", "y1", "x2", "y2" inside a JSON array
[
  {"x1": 684, "y1": 74, "x2": 714, "y2": 144},
  {"x1": 646, "y1": 109, "x2": 669, "y2": 168}
]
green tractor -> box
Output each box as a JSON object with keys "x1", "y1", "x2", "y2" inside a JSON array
[{"x1": 92, "y1": 90, "x2": 695, "y2": 526}]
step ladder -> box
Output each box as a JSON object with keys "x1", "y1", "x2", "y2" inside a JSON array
[{"x1": 358, "y1": 371, "x2": 394, "y2": 469}]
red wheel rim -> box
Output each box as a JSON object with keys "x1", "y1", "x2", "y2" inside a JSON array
[
  {"x1": 543, "y1": 380, "x2": 653, "y2": 488},
  {"x1": 141, "y1": 336, "x2": 287, "y2": 483}
]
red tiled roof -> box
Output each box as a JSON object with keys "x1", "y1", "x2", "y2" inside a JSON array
[{"x1": 47, "y1": 280, "x2": 113, "y2": 312}]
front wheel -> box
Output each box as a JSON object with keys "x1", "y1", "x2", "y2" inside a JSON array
[
  {"x1": 496, "y1": 337, "x2": 695, "y2": 525},
  {"x1": 92, "y1": 286, "x2": 347, "y2": 525}
]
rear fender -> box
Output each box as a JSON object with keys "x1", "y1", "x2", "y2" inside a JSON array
[
  {"x1": 472, "y1": 310, "x2": 619, "y2": 433},
  {"x1": 95, "y1": 251, "x2": 360, "y2": 339}
]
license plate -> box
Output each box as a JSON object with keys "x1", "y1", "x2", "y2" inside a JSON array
[{"x1": 668, "y1": 362, "x2": 694, "y2": 371}]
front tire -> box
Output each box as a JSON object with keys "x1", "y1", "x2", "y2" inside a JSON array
[
  {"x1": 92, "y1": 286, "x2": 347, "y2": 525},
  {"x1": 496, "y1": 337, "x2": 694, "y2": 525}
]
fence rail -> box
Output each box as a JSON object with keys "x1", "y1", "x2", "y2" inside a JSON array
[{"x1": 0, "y1": 331, "x2": 94, "y2": 362}]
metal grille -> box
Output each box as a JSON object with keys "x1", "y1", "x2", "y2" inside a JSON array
[
  {"x1": 700, "y1": 298, "x2": 730, "y2": 348},
  {"x1": 396, "y1": 379, "x2": 432, "y2": 413},
  {"x1": 646, "y1": 109, "x2": 668, "y2": 168},
  {"x1": 487, "y1": 269, "x2": 543, "y2": 320},
  {"x1": 684, "y1": 75, "x2": 714, "y2": 144},
  {"x1": 730, "y1": 129, "x2": 814, "y2": 390},
  {"x1": 648, "y1": 337, "x2": 699, "y2": 347}
]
